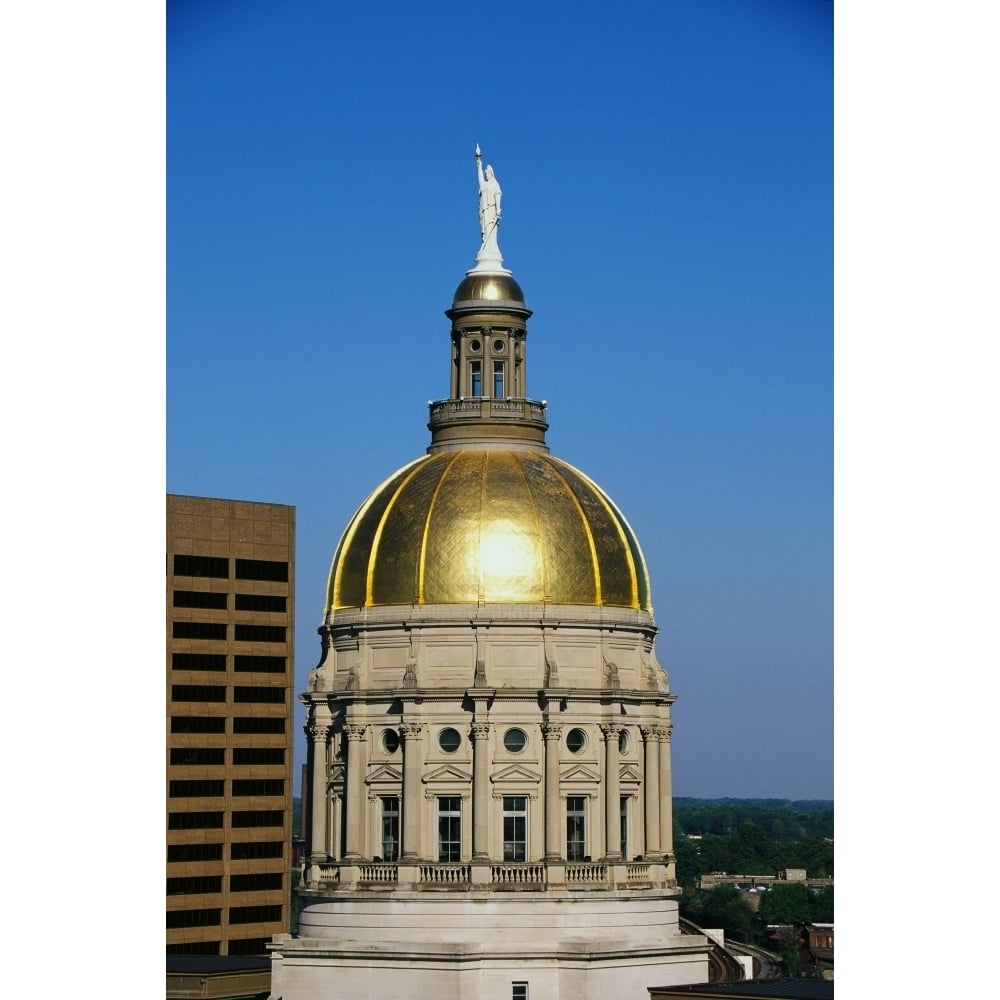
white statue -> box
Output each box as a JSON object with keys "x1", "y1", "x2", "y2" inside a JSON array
[{"x1": 475, "y1": 144, "x2": 502, "y2": 254}]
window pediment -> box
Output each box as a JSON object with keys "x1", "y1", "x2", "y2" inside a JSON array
[{"x1": 422, "y1": 763, "x2": 473, "y2": 784}]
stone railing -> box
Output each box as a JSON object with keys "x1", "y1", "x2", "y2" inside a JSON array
[
  {"x1": 492, "y1": 864, "x2": 546, "y2": 885},
  {"x1": 359, "y1": 863, "x2": 398, "y2": 883},
  {"x1": 427, "y1": 398, "x2": 548, "y2": 427},
  {"x1": 566, "y1": 863, "x2": 607, "y2": 883},
  {"x1": 419, "y1": 864, "x2": 471, "y2": 884},
  {"x1": 627, "y1": 863, "x2": 651, "y2": 881},
  {"x1": 315, "y1": 864, "x2": 340, "y2": 885}
]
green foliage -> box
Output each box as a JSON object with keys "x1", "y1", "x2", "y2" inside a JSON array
[
  {"x1": 680, "y1": 885, "x2": 753, "y2": 941},
  {"x1": 757, "y1": 883, "x2": 814, "y2": 925},
  {"x1": 673, "y1": 799, "x2": 833, "y2": 843}
]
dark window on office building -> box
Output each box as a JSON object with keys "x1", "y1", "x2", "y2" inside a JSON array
[
  {"x1": 228, "y1": 937, "x2": 272, "y2": 956},
  {"x1": 230, "y1": 872, "x2": 283, "y2": 893},
  {"x1": 173, "y1": 621, "x2": 227, "y2": 641},
  {"x1": 234, "y1": 655, "x2": 286, "y2": 674},
  {"x1": 170, "y1": 747, "x2": 225, "y2": 766},
  {"x1": 173, "y1": 554, "x2": 229, "y2": 579},
  {"x1": 235, "y1": 558, "x2": 288, "y2": 582},
  {"x1": 169, "y1": 779, "x2": 224, "y2": 798},
  {"x1": 234, "y1": 624, "x2": 286, "y2": 643},
  {"x1": 233, "y1": 717, "x2": 285, "y2": 734},
  {"x1": 232, "y1": 810, "x2": 284, "y2": 828},
  {"x1": 166, "y1": 908, "x2": 221, "y2": 929},
  {"x1": 233, "y1": 748, "x2": 285, "y2": 766},
  {"x1": 171, "y1": 716, "x2": 226, "y2": 734},
  {"x1": 168, "y1": 812, "x2": 224, "y2": 830},
  {"x1": 166, "y1": 875, "x2": 222, "y2": 896},
  {"x1": 232, "y1": 779, "x2": 284, "y2": 797},
  {"x1": 173, "y1": 590, "x2": 228, "y2": 610},
  {"x1": 172, "y1": 652, "x2": 227, "y2": 672},
  {"x1": 171, "y1": 685, "x2": 226, "y2": 703},
  {"x1": 231, "y1": 841, "x2": 284, "y2": 860},
  {"x1": 235, "y1": 593, "x2": 287, "y2": 613},
  {"x1": 166, "y1": 941, "x2": 220, "y2": 955},
  {"x1": 229, "y1": 905, "x2": 282, "y2": 925},
  {"x1": 169, "y1": 843, "x2": 223, "y2": 863},
  {"x1": 234, "y1": 686, "x2": 285, "y2": 704}
]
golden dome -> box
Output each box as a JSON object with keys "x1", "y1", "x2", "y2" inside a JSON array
[
  {"x1": 328, "y1": 450, "x2": 652, "y2": 612},
  {"x1": 452, "y1": 272, "x2": 525, "y2": 306}
]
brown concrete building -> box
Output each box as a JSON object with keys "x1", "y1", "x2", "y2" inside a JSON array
[{"x1": 166, "y1": 495, "x2": 295, "y2": 956}]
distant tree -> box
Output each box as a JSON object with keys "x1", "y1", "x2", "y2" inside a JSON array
[
  {"x1": 811, "y1": 885, "x2": 834, "y2": 922},
  {"x1": 684, "y1": 885, "x2": 753, "y2": 941},
  {"x1": 757, "y1": 882, "x2": 813, "y2": 926},
  {"x1": 772, "y1": 925, "x2": 801, "y2": 976},
  {"x1": 672, "y1": 826, "x2": 701, "y2": 889}
]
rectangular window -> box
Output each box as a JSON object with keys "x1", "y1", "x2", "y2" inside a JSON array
[
  {"x1": 230, "y1": 841, "x2": 284, "y2": 860},
  {"x1": 173, "y1": 621, "x2": 227, "y2": 641},
  {"x1": 231, "y1": 810, "x2": 284, "y2": 828},
  {"x1": 169, "y1": 779, "x2": 224, "y2": 798},
  {"x1": 171, "y1": 684, "x2": 226, "y2": 703},
  {"x1": 229, "y1": 904, "x2": 282, "y2": 925},
  {"x1": 228, "y1": 937, "x2": 272, "y2": 956},
  {"x1": 234, "y1": 655, "x2": 287, "y2": 674},
  {"x1": 235, "y1": 593, "x2": 287, "y2": 612},
  {"x1": 171, "y1": 652, "x2": 227, "y2": 672},
  {"x1": 512, "y1": 983, "x2": 528, "y2": 1000},
  {"x1": 235, "y1": 558, "x2": 288, "y2": 582},
  {"x1": 620, "y1": 797, "x2": 629, "y2": 861},
  {"x1": 493, "y1": 360, "x2": 505, "y2": 397},
  {"x1": 166, "y1": 941, "x2": 220, "y2": 956},
  {"x1": 170, "y1": 747, "x2": 225, "y2": 766},
  {"x1": 174, "y1": 590, "x2": 227, "y2": 609},
  {"x1": 168, "y1": 811, "x2": 224, "y2": 830},
  {"x1": 470, "y1": 360, "x2": 482, "y2": 397},
  {"x1": 234, "y1": 624, "x2": 287, "y2": 643},
  {"x1": 168, "y1": 843, "x2": 223, "y2": 863},
  {"x1": 437, "y1": 796, "x2": 461, "y2": 862},
  {"x1": 233, "y1": 748, "x2": 285, "y2": 765},
  {"x1": 502, "y1": 795, "x2": 527, "y2": 862},
  {"x1": 166, "y1": 875, "x2": 222, "y2": 896},
  {"x1": 381, "y1": 796, "x2": 399, "y2": 862},
  {"x1": 231, "y1": 779, "x2": 284, "y2": 797},
  {"x1": 233, "y1": 686, "x2": 286, "y2": 704},
  {"x1": 233, "y1": 717, "x2": 285, "y2": 734},
  {"x1": 173, "y1": 554, "x2": 228, "y2": 579},
  {"x1": 566, "y1": 796, "x2": 586, "y2": 861},
  {"x1": 230, "y1": 872, "x2": 283, "y2": 892},
  {"x1": 166, "y1": 907, "x2": 221, "y2": 929},
  {"x1": 171, "y1": 716, "x2": 225, "y2": 734}
]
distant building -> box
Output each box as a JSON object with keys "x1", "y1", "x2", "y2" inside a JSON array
[{"x1": 166, "y1": 495, "x2": 295, "y2": 956}]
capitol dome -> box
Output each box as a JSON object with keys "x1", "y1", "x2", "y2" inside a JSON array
[{"x1": 327, "y1": 449, "x2": 652, "y2": 611}]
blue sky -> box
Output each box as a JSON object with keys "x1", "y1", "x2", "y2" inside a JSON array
[{"x1": 167, "y1": 0, "x2": 833, "y2": 800}]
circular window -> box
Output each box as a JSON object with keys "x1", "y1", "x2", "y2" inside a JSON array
[
  {"x1": 618, "y1": 729, "x2": 629, "y2": 754},
  {"x1": 470, "y1": 339, "x2": 481, "y2": 352},
  {"x1": 493, "y1": 339, "x2": 505, "y2": 353},
  {"x1": 438, "y1": 727, "x2": 461, "y2": 753},
  {"x1": 503, "y1": 728, "x2": 527, "y2": 753},
  {"x1": 381, "y1": 729, "x2": 400, "y2": 754},
  {"x1": 566, "y1": 728, "x2": 587, "y2": 754}
]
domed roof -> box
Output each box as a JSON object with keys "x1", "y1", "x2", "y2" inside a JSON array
[
  {"x1": 452, "y1": 272, "x2": 525, "y2": 307},
  {"x1": 328, "y1": 450, "x2": 652, "y2": 612}
]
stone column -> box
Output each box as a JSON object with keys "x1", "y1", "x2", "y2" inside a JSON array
[
  {"x1": 400, "y1": 723, "x2": 424, "y2": 859},
  {"x1": 542, "y1": 723, "x2": 563, "y2": 860},
  {"x1": 471, "y1": 722, "x2": 491, "y2": 859},
  {"x1": 308, "y1": 724, "x2": 330, "y2": 861},
  {"x1": 641, "y1": 725, "x2": 661, "y2": 856},
  {"x1": 658, "y1": 725, "x2": 674, "y2": 857},
  {"x1": 601, "y1": 723, "x2": 622, "y2": 859},
  {"x1": 342, "y1": 724, "x2": 367, "y2": 859}
]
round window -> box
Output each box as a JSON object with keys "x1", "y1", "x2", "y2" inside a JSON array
[
  {"x1": 381, "y1": 729, "x2": 400, "y2": 754},
  {"x1": 470, "y1": 339, "x2": 481, "y2": 352},
  {"x1": 503, "y1": 728, "x2": 527, "y2": 753},
  {"x1": 438, "y1": 727, "x2": 461, "y2": 753},
  {"x1": 493, "y1": 339, "x2": 505, "y2": 353},
  {"x1": 566, "y1": 728, "x2": 587, "y2": 754},
  {"x1": 618, "y1": 729, "x2": 629, "y2": 754}
]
